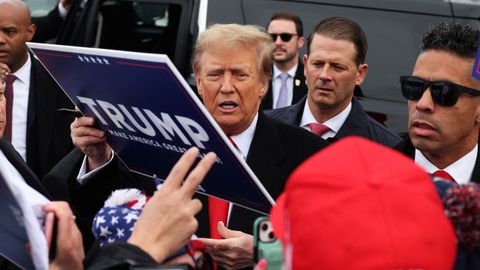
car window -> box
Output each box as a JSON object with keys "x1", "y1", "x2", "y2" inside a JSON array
[
  {"x1": 97, "y1": 1, "x2": 181, "y2": 57},
  {"x1": 24, "y1": 0, "x2": 58, "y2": 17}
]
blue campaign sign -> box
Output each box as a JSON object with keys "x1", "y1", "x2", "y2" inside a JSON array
[
  {"x1": 28, "y1": 43, "x2": 274, "y2": 214},
  {"x1": 473, "y1": 47, "x2": 480, "y2": 81},
  {"x1": 0, "y1": 172, "x2": 35, "y2": 270}
]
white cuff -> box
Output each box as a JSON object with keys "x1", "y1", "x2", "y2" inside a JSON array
[{"x1": 76, "y1": 150, "x2": 115, "y2": 184}]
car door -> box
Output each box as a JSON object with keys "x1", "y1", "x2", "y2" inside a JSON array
[{"x1": 56, "y1": 0, "x2": 197, "y2": 77}]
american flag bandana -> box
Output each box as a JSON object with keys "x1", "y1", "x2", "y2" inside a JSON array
[{"x1": 92, "y1": 188, "x2": 147, "y2": 245}]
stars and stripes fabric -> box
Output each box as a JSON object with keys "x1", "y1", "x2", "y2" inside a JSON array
[{"x1": 92, "y1": 188, "x2": 147, "y2": 246}]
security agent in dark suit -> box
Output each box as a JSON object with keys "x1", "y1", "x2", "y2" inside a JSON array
[
  {"x1": 394, "y1": 22, "x2": 480, "y2": 269},
  {"x1": 394, "y1": 22, "x2": 480, "y2": 185},
  {"x1": 0, "y1": 0, "x2": 74, "y2": 179},
  {"x1": 31, "y1": 0, "x2": 71, "y2": 43},
  {"x1": 47, "y1": 23, "x2": 328, "y2": 269},
  {"x1": 267, "y1": 93, "x2": 400, "y2": 147},
  {"x1": 260, "y1": 11, "x2": 307, "y2": 110},
  {"x1": 266, "y1": 17, "x2": 400, "y2": 147}
]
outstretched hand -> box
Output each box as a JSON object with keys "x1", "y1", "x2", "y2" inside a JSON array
[
  {"x1": 127, "y1": 147, "x2": 217, "y2": 263},
  {"x1": 198, "y1": 221, "x2": 254, "y2": 269}
]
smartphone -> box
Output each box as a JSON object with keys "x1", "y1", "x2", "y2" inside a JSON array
[
  {"x1": 253, "y1": 216, "x2": 283, "y2": 270},
  {"x1": 44, "y1": 212, "x2": 58, "y2": 260}
]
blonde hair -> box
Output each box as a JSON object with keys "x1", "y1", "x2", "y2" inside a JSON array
[{"x1": 192, "y1": 24, "x2": 273, "y2": 81}]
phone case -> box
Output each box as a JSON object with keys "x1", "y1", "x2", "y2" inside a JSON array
[{"x1": 253, "y1": 216, "x2": 283, "y2": 269}]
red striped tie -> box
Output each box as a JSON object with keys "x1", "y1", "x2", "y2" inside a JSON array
[
  {"x1": 308, "y1": 122, "x2": 330, "y2": 137},
  {"x1": 432, "y1": 170, "x2": 456, "y2": 183},
  {"x1": 208, "y1": 136, "x2": 236, "y2": 239}
]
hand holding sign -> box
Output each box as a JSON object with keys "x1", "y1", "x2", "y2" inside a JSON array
[{"x1": 70, "y1": 116, "x2": 112, "y2": 171}]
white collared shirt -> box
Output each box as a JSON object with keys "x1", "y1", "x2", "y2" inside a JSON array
[
  {"x1": 415, "y1": 144, "x2": 478, "y2": 184},
  {"x1": 228, "y1": 113, "x2": 257, "y2": 160},
  {"x1": 10, "y1": 55, "x2": 31, "y2": 161},
  {"x1": 272, "y1": 64, "x2": 298, "y2": 109},
  {"x1": 300, "y1": 101, "x2": 352, "y2": 140}
]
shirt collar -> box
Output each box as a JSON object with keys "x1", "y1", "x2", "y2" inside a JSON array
[
  {"x1": 229, "y1": 113, "x2": 258, "y2": 159},
  {"x1": 414, "y1": 144, "x2": 478, "y2": 184},
  {"x1": 273, "y1": 63, "x2": 298, "y2": 79},
  {"x1": 300, "y1": 101, "x2": 352, "y2": 135},
  {"x1": 12, "y1": 53, "x2": 31, "y2": 84}
]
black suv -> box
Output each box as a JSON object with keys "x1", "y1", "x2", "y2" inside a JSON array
[{"x1": 54, "y1": 0, "x2": 480, "y2": 135}]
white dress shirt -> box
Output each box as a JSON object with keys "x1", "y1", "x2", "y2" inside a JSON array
[
  {"x1": 300, "y1": 101, "x2": 352, "y2": 140},
  {"x1": 415, "y1": 144, "x2": 478, "y2": 184},
  {"x1": 10, "y1": 55, "x2": 31, "y2": 161},
  {"x1": 272, "y1": 64, "x2": 298, "y2": 109}
]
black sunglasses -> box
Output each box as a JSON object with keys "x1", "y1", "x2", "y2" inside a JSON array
[
  {"x1": 269, "y1": 33, "x2": 297, "y2": 42},
  {"x1": 399, "y1": 75, "x2": 480, "y2": 107}
]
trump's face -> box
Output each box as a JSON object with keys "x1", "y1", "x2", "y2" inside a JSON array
[{"x1": 195, "y1": 43, "x2": 268, "y2": 135}]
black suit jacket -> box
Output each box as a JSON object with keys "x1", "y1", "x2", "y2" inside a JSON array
[
  {"x1": 25, "y1": 54, "x2": 74, "y2": 179},
  {"x1": 31, "y1": 5, "x2": 64, "y2": 43},
  {"x1": 260, "y1": 62, "x2": 307, "y2": 110},
  {"x1": 43, "y1": 148, "x2": 157, "y2": 250},
  {"x1": 393, "y1": 137, "x2": 480, "y2": 183},
  {"x1": 197, "y1": 113, "x2": 329, "y2": 235},
  {"x1": 266, "y1": 96, "x2": 401, "y2": 147},
  {"x1": 0, "y1": 139, "x2": 50, "y2": 270}
]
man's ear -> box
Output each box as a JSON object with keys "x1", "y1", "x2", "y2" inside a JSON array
[
  {"x1": 303, "y1": 54, "x2": 308, "y2": 78},
  {"x1": 194, "y1": 73, "x2": 203, "y2": 98},
  {"x1": 355, "y1": 63, "x2": 368, "y2": 86},
  {"x1": 259, "y1": 78, "x2": 268, "y2": 99},
  {"x1": 297, "y1": 36, "x2": 305, "y2": 50},
  {"x1": 26, "y1": 24, "x2": 36, "y2": 42}
]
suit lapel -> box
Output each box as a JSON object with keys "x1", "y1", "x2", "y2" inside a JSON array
[
  {"x1": 246, "y1": 113, "x2": 286, "y2": 196},
  {"x1": 335, "y1": 98, "x2": 370, "y2": 140},
  {"x1": 262, "y1": 79, "x2": 274, "y2": 110},
  {"x1": 0, "y1": 139, "x2": 50, "y2": 198},
  {"x1": 27, "y1": 55, "x2": 57, "y2": 173},
  {"x1": 469, "y1": 142, "x2": 480, "y2": 183},
  {"x1": 292, "y1": 61, "x2": 307, "y2": 103}
]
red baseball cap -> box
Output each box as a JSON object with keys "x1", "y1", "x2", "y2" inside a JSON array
[{"x1": 271, "y1": 136, "x2": 456, "y2": 270}]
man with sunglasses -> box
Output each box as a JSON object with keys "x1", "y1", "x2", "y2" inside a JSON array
[
  {"x1": 395, "y1": 22, "x2": 480, "y2": 185},
  {"x1": 267, "y1": 17, "x2": 401, "y2": 147},
  {"x1": 260, "y1": 11, "x2": 306, "y2": 110}
]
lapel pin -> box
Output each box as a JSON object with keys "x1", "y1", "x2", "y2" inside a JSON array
[{"x1": 295, "y1": 79, "x2": 301, "y2": 87}]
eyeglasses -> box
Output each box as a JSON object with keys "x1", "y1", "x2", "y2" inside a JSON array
[
  {"x1": 269, "y1": 33, "x2": 297, "y2": 42},
  {"x1": 399, "y1": 75, "x2": 480, "y2": 107}
]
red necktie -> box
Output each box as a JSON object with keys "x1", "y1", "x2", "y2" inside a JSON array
[
  {"x1": 308, "y1": 122, "x2": 330, "y2": 137},
  {"x1": 208, "y1": 136, "x2": 235, "y2": 239},
  {"x1": 432, "y1": 170, "x2": 456, "y2": 183},
  {"x1": 4, "y1": 74, "x2": 17, "y2": 142}
]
